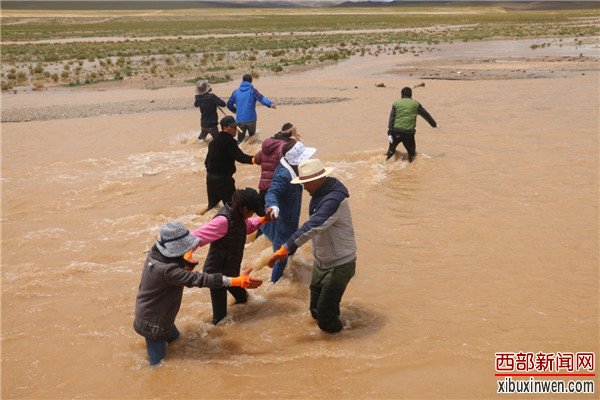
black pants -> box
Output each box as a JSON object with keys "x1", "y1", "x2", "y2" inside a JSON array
[
  {"x1": 387, "y1": 131, "x2": 416, "y2": 162},
  {"x1": 209, "y1": 287, "x2": 248, "y2": 325},
  {"x1": 206, "y1": 174, "x2": 235, "y2": 211},
  {"x1": 198, "y1": 125, "x2": 218, "y2": 141},
  {"x1": 237, "y1": 121, "x2": 257, "y2": 144}
]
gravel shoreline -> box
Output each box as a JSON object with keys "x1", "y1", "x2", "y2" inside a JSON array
[{"x1": 1, "y1": 96, "x2": 351, "y2": 123}]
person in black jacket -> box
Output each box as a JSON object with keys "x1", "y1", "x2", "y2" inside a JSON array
[
  {"x1": 200, "y1": 115, "x2": 257, "y2": 215},
  {"x1": 194, "y1": 81, "x2": 226, "y2": 142},
  {"x1": 133, "y1": 221, "x2": 262, "y2": 365}
]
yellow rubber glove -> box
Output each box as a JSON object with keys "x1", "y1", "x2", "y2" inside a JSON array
[{"x1": 268, "y1": 245, "x2": 289, "y2": 268}]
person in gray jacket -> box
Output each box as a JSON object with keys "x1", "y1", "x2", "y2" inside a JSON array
[
  {"x1": 267, "y1": 159, "x2": 356, "y2": 333},
  {"x1": 134, "y1": 221, "x2": 262, "y2": 366}
]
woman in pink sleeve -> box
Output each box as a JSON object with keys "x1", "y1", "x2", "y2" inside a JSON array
[{"x1": 192, "y1": 188, "x2": 271, "y2": 325}]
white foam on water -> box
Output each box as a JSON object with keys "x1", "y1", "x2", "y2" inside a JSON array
[
  {"x1": 59, "y1": 240, "x2": 87, "y2": 252},
  {"x1": 112, "y1": 150, "x2": 196, "y2": 179},
  {"x1": 42, "y1": 158, "x2": 116, "y2": 170},
  {"x1": 3, "y1": 263, "x2": 38, "y2": 284},
  {"x1": 95, "y1": 214, "x2": 159, "y2": 240},
  {"x1": 59, "y1": 261, "x2": 135, "y2": 278},
  {"x1": 170, "y1": 130, "x2": 201, "y2": 146},
  {"x1": 23, "y1": 227, "x2": 68, "y2": 240},
  {"x1": 64, "y1": 261, "x2": 109, "y2": 272},
  {"x1": 33, "y1": 158, "x2": 118, "y2": 183},
  {"x1": 97, "y1": 180, "x2": 134, "y2": 193},
  {"x1": 32, "y1": 144, "x2": 203, "y2": 184},
  {"x1": 81, "y1": 330, "x2": 111, "y2": 338},
  {"x1": 331, "y1": 150, "x2": 414, "y2": 187}
]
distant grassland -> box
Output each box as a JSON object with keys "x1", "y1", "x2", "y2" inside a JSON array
[
  {"x1": 1, "y1": 7, "x2": 598, "y2": 91},
  {"x1": 2, "y1": 11, "x2": 598, "y2": 63},
  {"x1": 2, "y1": 7, "x2": 598, "y2": 41}
]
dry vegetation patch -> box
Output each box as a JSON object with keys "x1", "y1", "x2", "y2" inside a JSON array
[{"x1": 1, "y1": 7, "x2": 598, "y2": 91}]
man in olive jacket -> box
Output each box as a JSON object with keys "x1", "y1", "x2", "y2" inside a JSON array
[{"x1": 387, "y1": 86, "x2": 437, "y2": 162}]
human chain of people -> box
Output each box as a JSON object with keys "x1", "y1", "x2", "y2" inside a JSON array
[{"x1": 134, "y1": 72, "x2": 439, "y2": 366}]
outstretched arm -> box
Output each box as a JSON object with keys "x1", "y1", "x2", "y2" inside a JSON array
[
  {"x1": 215, "y1": 94, "x2": 226, "y2": 108},
  {"x1": 253, "y1": 88, "x2": 274, "y2": 108},
  {"x1": 285, "y1": 197, "x2": 342, "y2": 255},
  {"x1": 418, "y1": 103, "x2": 437, "y2": 128},
  {"x1": 227, "y1": 142, "x2": 254, "y2": 165},
  {"x1": 191, "y1": 216, "x2": 228, "y2": 246}
]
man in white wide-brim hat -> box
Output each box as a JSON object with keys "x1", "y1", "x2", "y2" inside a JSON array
[{"x1": 267, "y1": 159, "x2": 357, "y2": 333}]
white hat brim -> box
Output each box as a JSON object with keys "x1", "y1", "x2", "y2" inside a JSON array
[{"x1": 290, "y1": 166, "x2": 334, "y2": 185}]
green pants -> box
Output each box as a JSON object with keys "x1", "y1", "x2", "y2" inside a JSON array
[{"x1": 309, "y1": 259, "x2": 356, "y2": 333}]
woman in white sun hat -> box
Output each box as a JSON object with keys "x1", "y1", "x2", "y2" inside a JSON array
[
  {"x1": 262, "y1": 140, "x2": 316, "y2": 283},
  {"x1": 268, "y1": 158, "x2": 357, "y2": 333}
]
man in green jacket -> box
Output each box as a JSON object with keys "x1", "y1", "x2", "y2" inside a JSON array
[{"x1": 387, "y1": 87, "x2": 437, "y2": 162}]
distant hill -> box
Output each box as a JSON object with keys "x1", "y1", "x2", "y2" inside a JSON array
[
  {"x1": 0, "y1": 1, "x2": 332, "y2": 10},
  {"x1": 2, "y1": 0, "x2": 599, "y2": 10},
  {"x1": 335, "y1": 1, "x2": 600, "y2": 10}
]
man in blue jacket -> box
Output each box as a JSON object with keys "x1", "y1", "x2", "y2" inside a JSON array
[
  {"x1": 227, "y1": 74, "x2": 277, "y2": 144},
  {"x1": 268, "y1": 159, "x2": 357, "y2": 333}
]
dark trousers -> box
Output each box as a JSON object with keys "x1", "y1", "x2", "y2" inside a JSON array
[
  {"x1": 309, "y1": 259, "x2": 356, "y2": 333},
  {"x1": 387, "y1": 131, "x2": 416, "y2": 162},
  {"x1": 237, "y1": 121, "x2": 257, "y2": 144},
  {"x1": 198, "y1": 125, "x2": 218, "y2": 141},
  {"x1": 206, "y1": 174, "x2": 235, "y2": 211},
  {"x1": 209, "y1": 286, "x2": 248, "y2": 325}
]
